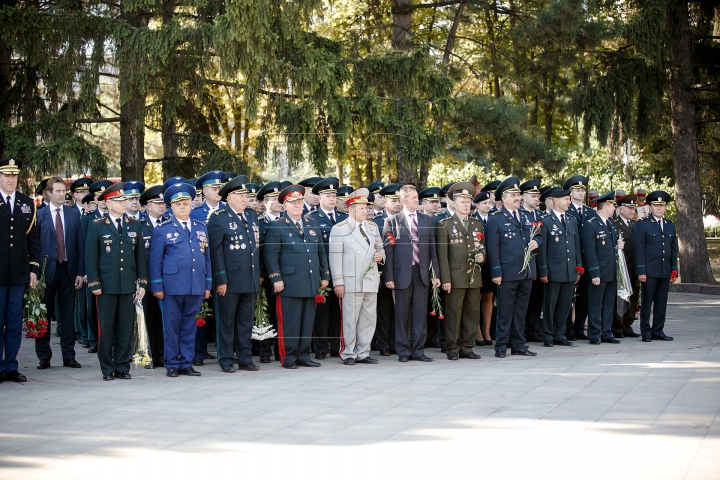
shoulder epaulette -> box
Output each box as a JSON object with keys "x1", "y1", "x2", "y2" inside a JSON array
[
  {"x1": 212, "y1": 208, "x2": 225, "y2": 217},
  {"x1": 304, "y1": 214, "x2": 312, "y2": 222},
  {"x1": 93, "y1": 217, "x2": 107, "y2": 224},
  {"x1": 437, "y1": 217, "x2": 449, "y2": 225},
  {"x1": 127, "y1": 216, "x2": 140, "y2": 222},
  {"x1": 276, "y1": 217, "x2": 284, "y2": 222},
  {"x1": 585, "y1": 217, "x2": 596, "y2": 225},
  {"x1": 192, "y1": 204, "x2": 204, "y2": 210},
  {"x1": 490, "y1": 210, "x2": 501, "y2": 216},
  {"x1": 158, "y1": 218, "x2": 172, "y2": 227},
  {"x1": 336, "y1": 219, "x2": 348, "y2": 227},
  {"x1": 193, "y1": 218, "x2": 206, "y2": 226}
]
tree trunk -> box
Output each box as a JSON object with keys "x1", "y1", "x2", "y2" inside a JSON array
[
  {"x1": 391, "y1": 0, "x2": 413, "y2": 51},
  {"x1": 0, "y1": 0, "x2": 15, "y2": 157},
  {"x1": 161, "y1": 119, "x2": 178, "y2": 181},
  {"x1": 667, "y1": 0, "x2": 716, "y2": 284}
]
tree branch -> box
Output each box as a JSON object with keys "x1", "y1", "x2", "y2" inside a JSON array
[{"x1": 76, "y1": 117, "x2": 121, "y2": 124}]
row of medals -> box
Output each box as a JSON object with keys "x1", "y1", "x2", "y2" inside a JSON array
[{"x1": 229, "y1": 234, "x2": 247, "y2": 250}]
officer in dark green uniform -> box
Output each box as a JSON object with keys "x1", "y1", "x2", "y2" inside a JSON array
[
  {"x1": 613, "y1": 193, "x2": 640, "y2": 338},
  {"x1": 85, "y1": 183, "x2": 147, "y2": 380}
]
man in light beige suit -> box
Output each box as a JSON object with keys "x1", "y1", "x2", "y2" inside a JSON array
[{"x1": 329, "y1": 188, "x2": 385, "y2": 365}]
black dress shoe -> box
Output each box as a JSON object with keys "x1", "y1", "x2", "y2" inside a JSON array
[
  {"x1": 297, "y1": 360, "x2": 321, "y2": 367},
  {"x1": 651, "y1": 334, "x2": 674, "y2": 341},
  {"x1": 63, "y1": 358, "x2": 82, "y2": 368},
  {"x1": 589, "y1": 339, "x2": 600, "y2": 344},
  {"x1": 601, "y1": 337, "x2": 621, "y2": 344},
  {"x1": 260, "y1": 356, "x2": 271, "y2": 363},
  {"x1": 221, "y1": 365, "x2": 236, "y2": 373},
  {"x1": 565, "y1": 333, "x2": 576, "y2": 341},
  {"x1": 192, "y1": 359, "x2": 204, "y2": 366},
  {"x1": 398, "y1": 355, "x2": 410, "y2": 362},
  {"x1": 179, "y1": 367, "x2": 202, "y2": 376},
  {"x1": 527, "y1": 334, "x2": 543, "y2": 343},
  {"x1": 238, "y1": 362, "x2": 260, "y2": 371},
  {"x1": 315, "y1": 352, "x2": 327, "y2": 360},
  {"x1": 379, "y1": 349, "x2": 390, "y2": 356},
  {"x1": 642, "y1": 337, "x2": 652, "y2": 342},
  {"x1": 575, "y1": 332, "x2": 589, "y2": 340},
  {"x1": 358, "y1": 356, "x2": 378, "y2": 364},
  {"x1": 613, "y1": 331, "x2": 625, "y2": 338},
  {"x1": 343, "y1": 358, "x2": 355, "y2": 365},
  {"x1": 446, "y1": 352, "x2": 459, "y2": 360},
  {"x1": 88, "y1": 346, "x2": 98, "y2": 353},
  {"x1": 475, "y1": 340, "x2": 485, "y2": 346},
  {"x1": 103, "y1": 372, "x2": 115, "y2": 381},
  {"x1": 144, "y1": 363, "x2": 154, "y2": 370},
  {"x1": 553, "y1": 339, "x2": 573, "y2": 346},
  {"x1": 544, "y1": 341, "x2": 554, "y2": 347},
  {"x1": 485, "y1": 340, "x2": 494, "y2": 346},
  {"x1": 37, "y1": 359, "x2": 51, "y2": 369},
  {"x1": 283, "y1": 362, "x2": 298, "y2": 369},
  {"x1": 461, "y1": 352, "x2": 481, "y2": 359},
  {"x1": 495, "y1": 351, "x2": 506, "y2": 358},
  {"x1": 440, "y1": 348, "x2": 446, "y2": 353},
  {"x1": 624, "y1": 330, "x2": 641, "y2": 338},
  {"x1": 82, "y1": 342, "x2": 90, "y2": 348},
  {"x1": 6, "y1": 371, "x2": 27, "y2": 382},
  {"x1": 511, "y1": 349, "x2": 537, "y2": 357},
  {"x1": 114, "y1": 371, "x2": 131, "y2": 379},
  {"x1": 166, "y1": 368, "x2": 179, "y2": 377},
  {"x1": 204, "y1": 354, "x2": 216, "y2": 359},
  {"x1": 411, "y1": 354, "x2": 434, "y2": 362}
]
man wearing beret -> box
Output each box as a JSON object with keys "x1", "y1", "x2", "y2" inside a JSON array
[
  {"x1": 436, "y1": 182, "x2": 485, "y2": 360},
  {"x1": 0, "y1": 158, "x2": 40, "y2": 383},
  {"x1": 263, "y1": 185, "x2": 331, "y2": 369},
  {"x1": 209, "y1": 176, "x2": 262, "y2": 373},
  {"x1": 85, "y1": 183, "x2": 147, "y2": 380},
  {"x1": 613, "y1": 194, "x2": 641, "y2": 338},
  {"x1": 632, "y1": 191, "x2": 677, "y2": 342},
  {"x1": 150, "y1": 183, "x2": 212, "y2": 377}
]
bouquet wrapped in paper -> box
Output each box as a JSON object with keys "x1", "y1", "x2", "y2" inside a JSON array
[
  {"x1": 252, "y1": 287, "x2": 277, "y2": 340},
  {"x1": 616, "y1": 234, "x2": 633, "y2": 317},
  {"x1": 23, "y1": 257, "x2": 49, "y2": 338},
  {"x1": 132, "y1": 288, "x2": 152, "y2": 368}
]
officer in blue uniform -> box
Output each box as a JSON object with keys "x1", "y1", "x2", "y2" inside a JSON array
[
  {"x1": 481, "y1": 180, "x2": 502, "y2": 212},
  {"x1": 537, "y1": 189, "x2": 583, "y2": 346},
  {"x1": 150, "y1": 183, "x2": 212, "y2": 377},
  {"x1": 209, "y1": 176, "x2": 263, "y2": 373},
  {"x1": 263, "y1": 184, "x2": 331, "y2": 369},
  {"x1": 139, "y1": 185, "x2": 168, "y2": 367},
  {"x1": 299, "y1": 176, "x2": 323, "y2": 215},
  {"x1": 581, "y1": 191, "x2": 625, "y2": 344},
  {"x1": 563, "y1": 175, "x2": 591, "y2": 341},
  {"x1": 70, "y1": 177, "x2": 93, "y2": 215},
  {"x1": 433, "y1": 182, "x2": 455, "y2": 225},
  {"x1": 306, "y1": 178, "x2": 348, "y2": 359},
  {"x1": 69, "y1": 177, "x2": 93, "y2": 345},
  {"x1": 123, "y1": 181, "x2": 145, "y2": 221},
  {"x1": 485, "y1": 177, "x2": 540, "y2": 358},
  {"x1": 0, "y1": 158, "x2": 40, "y2": 383},
  {"x1": 519, "y1": 179, "x2": 544, "y2": 343},
  {"x1": 633, "y1": 190, "x2": 678, "y2": 342}
]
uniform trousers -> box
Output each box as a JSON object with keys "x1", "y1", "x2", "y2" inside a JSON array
[
  {"x1": 194, "y1": 292, "x2": 215, "y2": 360},
  {"x1": 217, "y1": 292, "x2": 256, "y2": 367},
  {"x1": 587, "y1": 280, "x2": 616, "y2": 341},
  {"x1": 86, "y1": 287, "x2": 99, "y2": 348},
  {"x1": 312, "y1": 289, "x2": 341, "y2": 355},
  {"x1": 339, "y1": 292, "x2": 377, "y2": 360},
  {"x1": 495, "y1": 279, "x2": 532, "y2": 354},
  {"x1": 259, "y1": 285, "x2": 280, "y2": 359},
  {"x1": 567, "y1": 275, "x2": 589, "y2": 336},
  {"x1": 0, "y1": 284, "x2": 26, "y2": 373},
  {"x1": 143, "y1": 294, "x2": 164, "y2": 365},
  {"x1": 393, "y1": 264, "x2": 429, "y2": 359},
  {"x1": 36, "y1": 263, "x2": 77, "y2": 361},
  {"x1": 613, "y1": 277, "x2": 639, "y2": 335},
  {"x1": 97, "y1": 293, "x2": 135, "y2": 374},
  {"x1": 445, "y1": 287, "x2": 481, "y2": 356},
  {"x1": 525, "y1": 279, "x2": 544, "y2": 339},
  {"x1": 639, "y1": 277, "x2": 670, "y2": 337},
  {"x1": 74, "y1": 284, "x2": 88, "y2": 343},
  {"x1": 276, "y1": 296, "x2": 315, "y2": 365},
  {"x1": 373, "y1": 284, "x2": 395, "y2": 352},
  {"x1": 162, "y1": 294, "x2": 203, "y2": 370},
  {"x1": 542, "y1": 281, "x2": 574, "y2": 343}
]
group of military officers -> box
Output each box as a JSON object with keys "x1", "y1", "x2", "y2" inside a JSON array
[{"x1": 0, "y1": 156, "x2": 679, "y2": 382}]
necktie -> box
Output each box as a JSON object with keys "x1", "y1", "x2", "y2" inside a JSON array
[
  {"x1": 659, "y1": 219, "x2": 663, "y2": 232},
  {"x1": 116, "y1": 218, "x2": 123, "y2": 236},
  {"x1": 329, "y1": 212, "x2": 335, "y2": 224},
  {"x1": 358, "y1": 222, "x2": 370, "y2": 245},
  {"x1": 296, "y1": 221, "x2": 304, "y2": 237},
  {"x1": 513, "y1": 210, "x2": 519, "y2": 224},
  {"x1": 240, "y1": 213, "x2": 248, "y2": 227},
  {"x1": 606, "y1": 218, "x2": 612, "y2": 231},
  {"x1": 410, "y1": 213, "x2": 420, "y2": 265},
  {"x1": 183, "y1": 221, "x2": 190, "y2": 236},
  {"x1": 55, "y1": 208, "x2": 66, "y2": 263},
  {"x1": 6, "y1": 196, "x2": 11, "y2": 214},
  {"x1": 560, "y1": 213, "x2": 566, "y2": 229},
  {"x1": 579, "y1": 206, "x2": 583, "y2": 216}
]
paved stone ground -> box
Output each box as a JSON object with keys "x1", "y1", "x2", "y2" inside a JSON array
[{"x1": 1, "y1": 292, "x2": 719, "y2": 480}]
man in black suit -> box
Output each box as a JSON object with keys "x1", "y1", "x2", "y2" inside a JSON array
[
  {"x1": 383, "y1": 185, "x2": 440, "y2": 362},
  {"x1": 35, "y1": 176, "x2": 85, "y2": 369},
  {"x1": 563, "y1": 175, "x2": 591, "y2": 340}
]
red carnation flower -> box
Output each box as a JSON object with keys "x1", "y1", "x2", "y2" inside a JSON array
[
  {"x1": 26, "y1": 321, "x2": 34, "y2": 328},
  {"x1": 670, "y1": 270, "x2": 677, "y2": 281},
  {"x1": 315, "y1": 294, "x2": 325, "y2": 304},
  {"x1": 439, "y1": 315, "x2": 445, "y2": 320},
  {"x1": 386, "y1": 233, "x2": 396, "y2": 245},
  {"x1": 196, "y1": 318, "x2": 205, "y2": 327},
  {"x1": 474, "y1": 232, "x2": 484, "y2": 241},
  {"x1": 576, "y1": 266, "x2": 585, "y2": 275},
  {"x1": 429, "y1": 311, "x2": 436, "y2": 316}
]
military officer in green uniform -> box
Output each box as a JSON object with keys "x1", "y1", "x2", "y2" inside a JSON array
[
  {"x1": 85, "y1": 183, "x2": 147, "y2": 381},
  {"x1": 436, "y1": 182, "x2": 485, "y2": 360}
]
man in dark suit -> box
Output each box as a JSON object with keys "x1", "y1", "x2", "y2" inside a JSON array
[
  {"x1": 485, "y1": 177, "x2": 540, "y2": 358},
  {"x1": 563, "y1": 175, "x2": 591, "y2": 341},
  {"x1": 537, "y1": 189, "x2": 582, "y2": 347},
  {"x1": 519, "y1": 179, "x2": 544, "y2": 343},
  {"x1": 383, "y1": 185, "x2": 440, "y2": 362},
  {"x1": 633, "y1": 191, "x2": 678, "y2": 342},
  {"x1": 209, "y1": 176, "x2": 263, "y2": 373},
  {"x1": 581, "y1": 192, "x2": 624, "y2": 344},
  {"x1": 0, "y1": 158, "x2": 40, "y2": 383},
  {"x1": 613, "y1": 193, "x2": 640, "y2": 338},
  {"x1": 306, "y1": 178, "x2": 348, "y2": 359},
  {"x1": 263, "y1": 185, "x2": 331, "y2": 369},
  {"x1": 35, "y1": 176, "x2": 84, "y2": 369}
]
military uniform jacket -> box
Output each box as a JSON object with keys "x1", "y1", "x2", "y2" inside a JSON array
[
  {"x1": 615, "y1": 217, "x2": 636, "y2": 277},
  {"x1": 436, "y1": 214, "x2": 485, "y2": 289},
  {"x1": 632, "y1": 216, "x2": 677, "y2": 278},
  {"x1": 149, "y1": 216, "x2": 212, "y2": 296},
  {"x1": 263, "y1": 215, "x2": 331, "y2": 298},
  {"x1": 581, "y1": 214, "x2": 618, "y2": 281},
  {"x1": 485, "y1": 207, "x2": 541, "y2": 281},
  {"x1": 0, "y1": 192, "x2": 40, "y2": 285},
  {"x1": 306, "y1": 208, "x2": 348, "y2": 256},
  {"x1": 85, "y1": 215, "x2": 147, "y2": 294},
  {"x1": 433, "y1": 209, "x2": 452, "y2": 226},
  {"x1": 140, "y1": 215, "x2": 169, "y2": 265},
  {"x1": 81, "y1": 208, "x2": 104, "y2": 239},
  {"x1": 328, "y1": 217, "x2": 384, "y2": 293},
  {"x1": 208, "y1": 206, "x2": 262, "y2": 293},
  {"x1": 190, "y1": 201, "x2": 226, "y2": 223},
  {"x1": 537, "y1": 211, "x2": 582, "y2": 282},
  {"x1": 567, "y1": 203, "x2": 591, "y2": 229}
]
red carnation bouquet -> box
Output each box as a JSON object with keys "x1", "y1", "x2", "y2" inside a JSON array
[
  {"x1": 195, "y1": 301, "x2": 212, "y2": 327},
  {"x1": 429, "y1": 265, "x2": 444, "y2": 319},
  {"x1": 23, "y1": 258, "x2": 48, "y2": 338},
  {"x1": 467, "y1": 232, "x2": 486, "y2": 284},
  {"x1": 520, "y1": 221, "x2": 542, "y2": 277}
]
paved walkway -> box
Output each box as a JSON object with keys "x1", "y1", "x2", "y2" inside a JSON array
[{"x1": 1, "y1": 292, "x2": 719, "y2": 479}]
